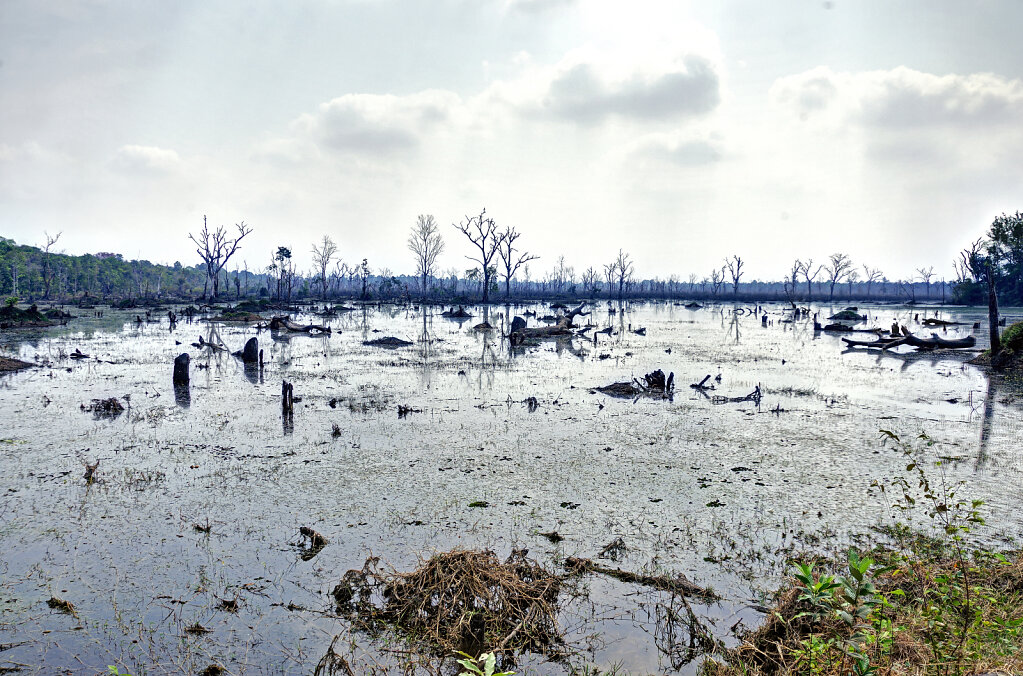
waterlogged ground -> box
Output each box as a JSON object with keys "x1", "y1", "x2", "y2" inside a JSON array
[{"x1": 1, "y1": 301, "x2": 1021, "y2": 675}]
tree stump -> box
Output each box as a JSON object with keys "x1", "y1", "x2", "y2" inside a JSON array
[
  {"x1": 173, "y1": 353, "x2": 190, "y2": 384},
  {"x1": 241, "y1": 337, "x2": 259, "y2": 363}
]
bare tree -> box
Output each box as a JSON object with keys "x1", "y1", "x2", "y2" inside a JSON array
[
  {"x1": 581, "y1": 266, "x2": 600, "y2": 296},
  {"x1": 495, "y1": 224, "x2": 537, "y2": 299},
  {"x1": 710, "y1": 266, "x2": 724, "y2": 298},
  {"x1": 41, "y1": 231, "x2": 62, "y2": 299},
  {"x1": 358, "y1": 258, "x2": 371, "y2": 300},
  {"x1": 724, "y1": 255, "x2": 744, "y2": 298},
  {"x1": 407, "y1": 215, "x2": 445, "y2": 299},
  {"x1": 862, "y1": 264, "x2": 883, "y2": 298},
  {"x1": 916, "y1": 266, "x2": 935, "y2": 298},
  {"x1": 311, "y1": 235, "x2": 339, "y2": 300},
  {"x1": 953, "y1": 239, "x2": 985, "y2": 284},
  {"x1": 609, "y1": 250, "x2": 634, "y2": 299},
  {"x1": 783, "y1": 259, "x2": 802, "y2": 306},
  {"x1": 454, "y1": 208, "x2": 506, "y2": 303},
  {"x1": 189, "y1": 216, "x2": 252, "y2": 299},
  {"x1": 823, "y1": 253, "x2": 853, "y2": 302},
  {"x1": 603, "y1": 263, "x2": 615, "y2": 298},
  {"x1": 798, "y1": 259, "x2": 823, "y2": 301}
]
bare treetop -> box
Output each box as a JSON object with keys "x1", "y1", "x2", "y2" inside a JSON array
[
  {"x1": 311, "y1": 235, "x2": 339, "y2": 300},
  {"x1": 408, "y1": 214, "x2": 445, "y2": 298},
  {"x1": 496, "y1": 224, "x2": 538, "y2": 299},
  {"x1": 454, "y1": 208, "x2": 506, "y2": 303},
  {"x1": 189, "y1": 216, "x2": 252, "y2": 299}
]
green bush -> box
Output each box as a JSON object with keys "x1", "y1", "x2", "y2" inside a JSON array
[{"x1": 1002, "y1": 321, "x2": 1023, "y2": 352}]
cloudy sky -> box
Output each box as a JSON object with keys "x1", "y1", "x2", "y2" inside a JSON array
[{"x1": 2, "y1": 0, "x2": 1021, "y2": 282}]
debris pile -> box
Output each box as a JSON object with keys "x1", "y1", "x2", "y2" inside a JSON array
[{"x1": 332, "y1": 548, "x2": 563, "y2": 655}]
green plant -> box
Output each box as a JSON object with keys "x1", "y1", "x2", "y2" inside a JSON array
[
  {"x1": 455, "y1": 651, "x2": 515, "y2": 676},
  {"x1": 108, "y1": 667, "x2": 133, "y2": 676},
  {"x1": 872, "y1": 430, "x2": 988, "y2": 674},
  {"x1": 4, "y1": 295, "x2": 18, "y2": 307}
]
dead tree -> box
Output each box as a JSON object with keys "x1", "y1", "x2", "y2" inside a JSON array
[
  {"x1": 311, "y1": 235, "x2": 339, "y2": 300},
  {"x1": 454, "y1": 209, "x2": 505, "y2": 304},
  {"x1": 408, "y1": 215, "x2": 445, "y2": 299},
  {"x1": 41, "y1": 231, "x2": 62, "y2": 299},
  {"x1": 862, "y1": 264, "x2": 883, "y2": 298},
  {"x1": 189, "y1": 216, "x2": 252, "y2": 299},
  {"x1": 724, "y1": 255, "x2": 744, "y2": 299},
  {"x1": 609, "y1": 250, "x2": 634, "y2": 300},
  {"x1": 823, "y1": 253, "x2": 853, "y2": 302},
  {"x1": 496, "y1": 225, "x2": 538, "y2": 299},
  {"x1": 916, "y1": 266, "x2": 935, "y2": 299},
  {"x1": 783, "y1": 259, "x2": 801, "y2": 306},
  {"x1": 799, "y1": 259, "x2": 823, "y2": 302}
]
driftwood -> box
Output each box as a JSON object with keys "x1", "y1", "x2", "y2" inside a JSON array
[
  {"x1": 712, "y1": 384, "x2": 761, "y2": 405},
  {"x1": 270, "y1": 316, "x2": 331, "y2": 333},
  {"x1": 510, "y1": 303, "x2": 588, "y2": 344},
  {"x1": 843, "y1": 326, "x2": 976, "y2": 351},
  {"x1": 900, "y1": 326, "x2": 976, "y2": 350},
  {"x1": 596, "y1": 369, "x2": 674, "y2": 398},
  {"x1": 564, "y1": 557, "x2": 717, "y2": 600}
]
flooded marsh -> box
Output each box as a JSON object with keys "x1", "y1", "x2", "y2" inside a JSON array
[{"x1": 1, "y1": 301, "x2": 1021, "y2": 675}]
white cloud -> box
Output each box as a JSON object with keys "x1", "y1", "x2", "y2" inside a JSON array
[
  {"x1": 111, "y1": 145, "x2": 182, "y2": 175},
  {"x1": 772, "y1": 66, "x2": 1023, "y2": 128},
  {"x1": 292, "y1": 90, "x2": 463, "y2": 157}
]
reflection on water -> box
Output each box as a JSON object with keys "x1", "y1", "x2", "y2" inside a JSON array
[{"x1": 0, "y1": 300, "x2": 1020, "y2": 674}]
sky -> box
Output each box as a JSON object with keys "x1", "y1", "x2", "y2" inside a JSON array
[{"x1": 2, "y1": 0, "x2": 1022, "y2": 283}]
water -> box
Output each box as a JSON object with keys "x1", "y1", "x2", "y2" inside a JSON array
[{"x1": 1, "y1": 301, "x2": 1020, "y2": 674}]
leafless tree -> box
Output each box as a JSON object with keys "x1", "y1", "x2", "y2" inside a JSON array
[
  {"x1": 407, "y1": 215, "x2": 445, "y2": 298},
  {"x1": 581, "y1": 266, "x2": 600, "y2": 296},
  {"x1": 710, "y1": 266, "x2": 724, "y2": 298},
  {"x1": 724, "y1": 255, "x2": 744, "y2": 298},
  {"x1": 862, "y1": 264, "x2": 883, "y2": 298},
  {"x1": 311, "y1": 235, "x2": 339, "y2": 300},
  {"x1": 609, "y1": 250, "x2": 634, "y2": 299},
  {"x1": 798, "y1": 259, "x2": 823, "y2": 301},
  {"x1": 454, "y1": 209, "x2": 506, "y2": 303},
  {"x1": 189, "y1": 216, "x2": 252, "y2": 299},
  {"x1": 41, "y1": 231, "x2": 62, "y2": 299},
  {"x1": 953, "y1": 239, "x2": 985, "y2": 283},
  {"x1": 783, "y1": 259, "x2": 802, "y2": 306},
  {"x1": 495, "y1": 224, "x2": 538, "y2": 299},
  {"x1": 823, "y1": 253, "x2": 853, "y2": 302},
  {"x1": 916, "y1": 266, "x2": 935, "y2": 298}
]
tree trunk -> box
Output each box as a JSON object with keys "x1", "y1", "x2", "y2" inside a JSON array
[{"x1": 988, "y1": 263, "x2": 1000, "y2": 353}]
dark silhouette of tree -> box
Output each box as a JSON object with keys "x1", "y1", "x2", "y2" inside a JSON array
[
  {"x1": 823, "y1": 253, "x2": 853, "y2": 302},
  {"x1": 987, "y1": 211, "x2": 1023, "y2": 303},
  {"x1": 41, "y1": 231, "x2": 62, "y2": 299},
  {"x1": 783, "y1": 259, "x2": 801, "y2": 305},
  {"x1": 311, "y1": 235, "x2": 339, "y2": 300},
  {"x1": 407, "y1": 215, "x2": 445, "y2": 299},
  {"x1": 609, "y1": 249, "x2": 634, "y2": 300},
  {"x1": 724, "y1": 255, "x2": 744, "y2": 298},
  {"x1": 359, "y1": 258, "x2": 371, "y2": 300},
  {"x1": 454, "y1": 209, "x2": 505, "y2": 303},
  {"x1": 915, "y1": 266, "x2": 935, "y2": 299},
  {"x1": 710, "y1": 266, "x2": 723, "y2": 298},
  {"x1": 798, "y1": 259, "x2": 823, "y2": 301},
  {"x1": 862, "y1": 264, "x2": 883, "y2": 298},
  {"x1": 495, "y1": 225, "x2": 537, "y2": 299},
  {"x1": 189, "y1": 216, "x2": 252, "y2": 299}
]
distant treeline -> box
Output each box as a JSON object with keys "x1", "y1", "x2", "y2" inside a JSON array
[{"x1": 2, "y1": 210, "x2": 1020, "y2": 306}]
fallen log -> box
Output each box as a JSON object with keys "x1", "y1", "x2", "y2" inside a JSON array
[
  {"x1": 841, "y1": 336, "x2": 907, "y2": 350},
  {"x1": 510, "y1": 303, "x2": 588, "y2": 344},
  {"x1": 564, "y1": 557, "x2": 717, "y2": 600},
  {"x1": 899, "y1": 326, "x2": 976, "y2": 350},
  {"x1": 269, "y1": 316, "x2": 331, "y2": 333}
]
